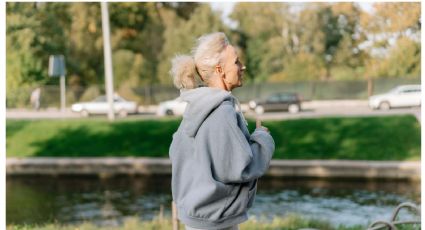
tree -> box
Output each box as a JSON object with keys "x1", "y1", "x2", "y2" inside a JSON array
[
  {"x1": 231, "y1": 3, "x2": 367, "y2": 82},
  {"x1": 6, "y1": 2, "x2": 207, "y2": 106},
  {"x1": 67, "y1": 3, "x2": 104, "y2": 86},
  {"x1": 297, "y1": 3, "x2": 366, "y2": 80},
  {"x1": 361, "y1": 2, "x2": 420, "y2": 78},
  {"x1": 361, "y1": 2, "x2": 420, "y2": 95},
  {"x1": 231, "y1": 3, "x2": 290, "y2": 82},
  {"x1": 366, "y1": 36, "x2": 420, "y2": 79},
  {"x1": 269, "y1": 52, "x2": 326, "y2": 82},
  {"x1": 109, "y1": 2, "x2": 164, "y2": 94},
  {"x1": 157, "y1": 3, "x2": 227, "y2": 85},
  {"x1": 6, "y1": 3, "x2": 72, "y2": 107}
]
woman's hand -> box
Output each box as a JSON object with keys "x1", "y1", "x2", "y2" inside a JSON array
[{"x1": 256, "y1": 118, "x2": 269, "y2": 133}]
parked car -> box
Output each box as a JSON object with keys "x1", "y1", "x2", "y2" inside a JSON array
[
  {"x1": 248, "y1": 92, "x2": 303, "y2": 114},
  {"x1": 156, "y1": 97, "x2": 187, "y2": 116},
  {"x1": 368, "y1": 85, "x2": 421, "y2": 110},
  {"x1": 71, "y1": 95, "x2": 138, "y2": 117}
]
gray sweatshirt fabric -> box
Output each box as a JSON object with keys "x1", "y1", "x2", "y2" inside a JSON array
[{"x1": 169, "y1": 87, "x2": 275, "y2": 229}]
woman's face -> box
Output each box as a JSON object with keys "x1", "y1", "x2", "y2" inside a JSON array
[{"x1": 221, "y1": 45, "x2": 245, "y2": 90}]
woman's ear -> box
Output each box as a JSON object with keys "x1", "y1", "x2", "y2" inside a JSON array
[{"x1": 215, "y1": 65, "x2": 224, "y2": 76}]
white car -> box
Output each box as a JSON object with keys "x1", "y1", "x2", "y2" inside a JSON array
[
  {"x1": 156, "y1": 97, "x2": 187, "y2": 116},
  {"x1": 369, "y1": 85, "x2": 421, "y2": 110},
  {"x1": 71, "y1": 95, "x2": 138, "y2": 117}
]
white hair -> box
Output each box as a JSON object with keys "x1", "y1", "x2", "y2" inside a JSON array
[{"x1": 170, "y1": 32, "x2": 229, "y2": 90}]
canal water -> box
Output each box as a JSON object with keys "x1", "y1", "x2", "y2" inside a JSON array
[{"x1": 6, "y1": 175, "x2": 420, "y2": 228}]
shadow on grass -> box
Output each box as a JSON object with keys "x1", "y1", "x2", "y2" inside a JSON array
[
  {"x1": 30, "y1": 119, "x2": 181, "y2": 157},
  {"x1": 7, "y1": 115, "x2": 421, "y2": 160},
  {"x1": 258, "y1": 115, "x2": 421, "y2": 160}
]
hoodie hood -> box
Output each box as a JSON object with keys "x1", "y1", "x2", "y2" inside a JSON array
[{"x1": 180, "y1": 87, "x2": 233, "y2": 137}]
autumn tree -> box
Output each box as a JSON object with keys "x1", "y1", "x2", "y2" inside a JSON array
[{"x1": 361, "y1": 2, "x2": 420, "y2": 95}]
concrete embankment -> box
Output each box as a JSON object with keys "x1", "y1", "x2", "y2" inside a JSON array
[{"x1": 6, "y1": 157, "x2": 420, "y2": 181}]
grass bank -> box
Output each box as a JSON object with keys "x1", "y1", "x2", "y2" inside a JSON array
[
  {"x1": 6, "y1": 214, "x2": 368, "y2": 230},
  {"x1": 6, "y1": 115, "x2": 420, "y2": 160}
]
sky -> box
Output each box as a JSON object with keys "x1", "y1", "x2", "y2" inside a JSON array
[{"x1": 210, "y1": 2, "x2": 374, "y2": 29}]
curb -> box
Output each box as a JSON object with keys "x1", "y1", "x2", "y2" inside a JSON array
[{"x1": 6, "y1": 157, "x2": 420, "y2": 180}]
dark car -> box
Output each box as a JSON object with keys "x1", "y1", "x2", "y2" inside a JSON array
[{"x1": 248, "y1": 92, "x2": 303, "y2": 114}]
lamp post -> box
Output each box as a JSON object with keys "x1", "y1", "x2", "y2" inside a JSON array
[{"x1": 101, "y1": 2, "x2": 115, "y2": 121}]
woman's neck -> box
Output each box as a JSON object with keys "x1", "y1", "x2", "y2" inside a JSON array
[{"x1": 207, "y1": 77, "x2": 230, "y2": 91}]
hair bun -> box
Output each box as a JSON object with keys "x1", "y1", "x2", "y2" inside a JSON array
[{"x1": 170, "y1": 55, "x2": 199, "y2": 89}]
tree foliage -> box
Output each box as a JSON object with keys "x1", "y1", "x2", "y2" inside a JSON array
[
  {"x1": 6, "y1": 2, "x2": 421, "y2": 106},
  {"x1": 361, "y1": 2, "x2": 421, "y2": 79}
]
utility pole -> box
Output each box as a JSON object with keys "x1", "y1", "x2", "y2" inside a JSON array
[{"x1": 101, "y1": 2, "x2": 115, "y2": 121}]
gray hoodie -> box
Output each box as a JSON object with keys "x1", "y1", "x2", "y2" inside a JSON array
[{"x1": 169, "y1": 87, "x2": 275, "y2": 229}]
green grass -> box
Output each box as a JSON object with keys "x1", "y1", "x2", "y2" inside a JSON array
[
  {"x1": 6, "y1": 214, "x2": 369, "y2": 230},
  {"x1": 6, "y1": 213, "x2": 421, "y2": 230},
  {"x1": 6, "y1": 115, "x2": 420, "y2": 160}
]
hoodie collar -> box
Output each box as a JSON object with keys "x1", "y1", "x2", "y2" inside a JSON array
[{"x1": 180, "y1": 87, "x2": 232, "y2": 137}]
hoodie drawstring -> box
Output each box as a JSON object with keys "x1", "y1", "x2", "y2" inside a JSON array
[{"x1": 232, "y1": 96, "x2": 249, "y2": 127}]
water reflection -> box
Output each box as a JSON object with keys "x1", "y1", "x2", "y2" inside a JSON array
[
  {"x1": 6, "y1": 175, "x2": 420, "y2": 227},
  {"x1": 254, "y1": 177, "x2": 420, "y2": 226}
]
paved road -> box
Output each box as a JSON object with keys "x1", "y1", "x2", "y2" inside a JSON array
[
  {"x1": 247, "y1": 105, "x2": 421, "y2": 122},
  {"x1": 5, "y1": 101, "x2": 421, "y2": 122}
]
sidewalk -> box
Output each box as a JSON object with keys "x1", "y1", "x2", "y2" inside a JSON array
[{"x1": 5, "y1": 107, "x2": 157, "y2": 119}]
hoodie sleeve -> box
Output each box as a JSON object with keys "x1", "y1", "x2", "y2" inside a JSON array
[{"x1": 196, "y1": 103, "x2": 275, "y2": 184}]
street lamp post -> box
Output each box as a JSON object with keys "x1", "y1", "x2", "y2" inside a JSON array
[{"x1": 101, "y1": 2, "x2": 115, "y2": 121}]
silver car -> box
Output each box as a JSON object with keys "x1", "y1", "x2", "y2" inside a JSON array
[
  {"x1": 71, "y1": 95, "x2": 138, "y2": 117},
  {"x1": 369, "y1": 85, "x2": 421, "y2": 110}
]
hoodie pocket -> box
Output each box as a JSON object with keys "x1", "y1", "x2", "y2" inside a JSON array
[
  {"x1": 219, "y1": 184, "x2": 247, "y2": 218},
  {"x1": 220, "y1": 179, "x2": 258, "y2": 218}
]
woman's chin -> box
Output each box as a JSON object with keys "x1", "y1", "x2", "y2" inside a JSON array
[{"x1": 235, "y1": 81, "x2": 243, "y2": 88}]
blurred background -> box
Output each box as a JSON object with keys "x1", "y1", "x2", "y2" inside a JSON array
[
  {"x1": 6, "y1": 2, "x2": 420, "y2": 108},
  {"x1": 5, "y1": 2, "x2": 421, "y2": 230}
]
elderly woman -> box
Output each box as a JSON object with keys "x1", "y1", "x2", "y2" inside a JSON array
[{"x1": 169, "y1": 32, "x2": 275, "y2": 230}]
